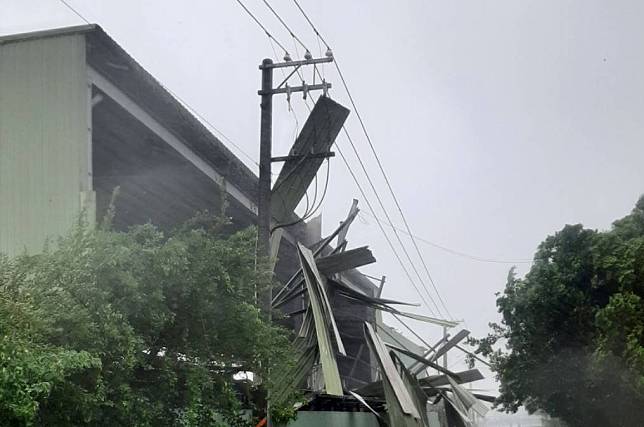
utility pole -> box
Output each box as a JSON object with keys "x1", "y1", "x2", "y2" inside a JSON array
[
  {"x1": 256, "y1": 53, "x2": 334, "y2": 427},
  {"x1": 257, "y1": 58, "x2": 274, "y2": 318}
]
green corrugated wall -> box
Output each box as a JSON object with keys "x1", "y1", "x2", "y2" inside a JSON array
[
  {"x1": 0, "y1": 33, "x2": 93, "y2": 257},
  {"x1": 279, "y1": 411, "x2": 379, "y2": 427}
]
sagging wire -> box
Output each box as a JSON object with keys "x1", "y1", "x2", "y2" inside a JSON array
[
  {"x1": 262, "y1": 0, "x2": 311, "y2": 58},
  {"x1": 236, "y1": 0, "x2": 290, "y2": 58},
  {"x1": 270, "y1": 158, "x2": 330, "y2": 234},
  {"x1": 289, "y1": 0, "x2": 453, "y2": 320},
  {"x1": 58, "y1": 0, "x2": 91, "y2": 24}
]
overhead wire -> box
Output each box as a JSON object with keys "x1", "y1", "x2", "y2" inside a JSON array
[
  {"x1": 335, "y1": 142, "x2": 439, "y2": 316},
  {"x1": 257, "y1": 2, "x2": 334, "y2": 228},
  {"x1": 290, "y1": 0, "x2": 455, "y2": 320},
  {"x1": 58, "y1": 0, "x2": 91, "y2": 25},
  {"x1": 333, "y1": 59, "x2": 454, "y2": 320},
  {"x1": 235, "y1": 0, "x2": 289, "y2": 55},
  {"x1": 359, "y1": 211, "x2": 534, "y2": 264},
  {"x1": 58, "y1": 0, "x2": 260, "y2": 169},
  {"x1": 291, "y1": 0, "x2": 330, "y2": 49},
  {"x1": 308, "y1": 105, "x2": 445, "y2": 316},
  {"x1": 271, "y1": 158, "x2": 330, "y2": 234},
  {"x1": 294, "y1": 95, "x2": 440, "y2": 316},
  {"x1": 339, "y1": 126, "x2": 445, "y2": 318},
  {"x1": 267, "y1": 37, "x2": 325, "y2": 232},
  {"x1": 163, "y1": 86, "x2": 260, "y2": 168},
  {"x1": 237, "y1": 0, "x2": 450, "y2": 318},
  {"x1": 273, "y1": 9, "x2": 446, "y2": 317},
  {"x1": 261, "y1": 0, "x2": 310, "y2": 54}
]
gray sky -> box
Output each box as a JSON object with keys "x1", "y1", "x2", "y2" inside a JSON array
[{"x1": 3, "y1": 0, "x2": 644, "y2": 398}]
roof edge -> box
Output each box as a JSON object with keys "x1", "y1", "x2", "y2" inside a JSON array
[{"x1": 0, "y1": 24, "x2": 98, "y2": 45}]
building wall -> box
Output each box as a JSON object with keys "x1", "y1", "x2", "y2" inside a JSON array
[{"x1": 0, "y1": 34, "x2": 92, "y2": 256}]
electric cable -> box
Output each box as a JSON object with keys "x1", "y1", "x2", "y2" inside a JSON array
[
  {"x1": 236, "y1": 0, "x2": 450, "y2": 318},
  {"x1": 290, "y1": 0, "x2": 454, "y2": 319},
  {"x1": 261, "y1": 0, "x2": 310, "y2": 54},
  {"x1": 334, "y1": 63, "x2": 453, "y2": 320},
  {"x1": 271, "y1": 158, "x2": 330, "y2": 234},
  {"x1": 163, "y1": 85, "x2": 260, "y2": 168},
  {"x1": 58, "y1": 0, "x2": 91, "y2": 25},
  {"x1": 58, "y1": 0, "x2": 261, "y2": 169},
  {"x1": 235, "y1": 0, "x2": 289, "y2": 55},
  {"x1": 339, "y1": 125, "x2": 446, "y2": 318},
  {"x1": 359, "y1": 211, "x2": 533, "y2": 264},
  {"x1": 298, "y1": 94, "x2": 442, "y2": 317},
  {"x1": 334, "y1": 143, "x2": 439, "y2": 316},
  {"x1": 291, "y1": 0, "x2": 331, "y2": 49}
]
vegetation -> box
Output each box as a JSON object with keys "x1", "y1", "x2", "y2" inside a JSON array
[
  {"x1": 469, "y1": 196, "x2": 644, "y2": 426},
  {"x1": 0, "y1": 214, "x2": 297, "y2": 426}
]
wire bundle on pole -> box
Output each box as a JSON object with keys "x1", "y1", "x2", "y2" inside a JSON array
[
  {"x1": 284, "y1": 0, "x2": 455, "y2": 320},
  {"x1": 233, "y1": 0, "x2": 457, "y2": 321}
]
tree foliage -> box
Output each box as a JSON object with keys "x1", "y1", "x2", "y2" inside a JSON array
[
  {"x1": 0, "y1": 217, "x2": 296, "y2": 426},
  {"x1": 470, "y1": 196, "x2": 644, "y2": 426}
]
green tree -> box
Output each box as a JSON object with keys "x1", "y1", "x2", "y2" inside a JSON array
[
  {"x1": 0, "y1": 217, "x2": 296, "y2": 426},
  {"x1": 470, "y1": 196, "x2": 644, "y2": 427}
]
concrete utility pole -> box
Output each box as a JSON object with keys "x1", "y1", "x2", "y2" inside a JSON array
[
  {"x1": 256, "y1": 54, "x2": 334, "y2": 427},
  {"x1": 257, "y1": 58, "x2": 274, "y2": 319},
  {"x1": 256, "y1": 55, "x2": 334, "y2": 309}
]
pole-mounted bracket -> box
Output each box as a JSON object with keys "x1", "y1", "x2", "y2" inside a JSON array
[
  {"x1": 271, "y1": 152, "x2": 335, "y2": 163},
  {"x1": 258, "y1": 82, "x2": 331, "y2": 96},
  {"x1": 259, "y1": 56, "x2": 333, "y2": 70}
]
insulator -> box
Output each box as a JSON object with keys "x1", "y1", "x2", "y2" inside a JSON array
[
  {"x1": 304, "y1": 50, "x2": 313, "y2": 60},
  {"x1": 325, "y1": 47, "x2": 333, "y2": 58},
  {"x1": 283, "y1": 53, "x2": 292, "y2": 62},
  {"x1": 302, "y1": 81, "x2": 309, "y2": 100}
]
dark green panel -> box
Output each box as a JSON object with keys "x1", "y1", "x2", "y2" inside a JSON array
[{"x1": 272, "y1": 96, "x2": 349, "y2": 222}]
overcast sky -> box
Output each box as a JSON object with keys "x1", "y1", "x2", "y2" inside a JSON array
[{"x1": 3, "y1": 0, "x2": 644, "y2": 400}]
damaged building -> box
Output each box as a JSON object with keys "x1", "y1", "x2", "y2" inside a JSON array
[{"x1": 0, "y1": 25, "x2": 491, "y2": 426}]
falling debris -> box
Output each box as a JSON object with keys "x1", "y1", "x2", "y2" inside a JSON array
[{"x1": 270, "y1": 199, "x2": 494, "y2": 426}]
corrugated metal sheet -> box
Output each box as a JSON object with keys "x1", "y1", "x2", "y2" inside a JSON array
[{"x1": 0, "y1": 34, "x2": 91, "y2": 256}]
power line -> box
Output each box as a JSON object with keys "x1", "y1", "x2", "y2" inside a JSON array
[
  {"x1": 292, "y1": 0, "x2": 331, "y2": 50},
  {"x1": 282, "y1": 3, "x2": 447, "y2": 318},
  {"x1": 261, "y1": 0, "x2": 309, "y2": 54},
  {"x1": 334, "y1": 142, "x2": 439, "y2": 316},
  {"x1": 359, "y1": 211, "x2": 534, "y2": 265},
  {"x1": 57, "y1": 0, "x2": 259, "y2": 168},
  {"x1": 162, "y1": 86, "x2": 260, "y2": 168},
  {"x1": 392, "y1": 313, "x2": 433, "y2": 349},
  {"x1": 290, "y1": 1, "x2": 454, "y2": 320},
  {"x1": 303, "y1": 120, "x2": 443, "y2": 318},
  {"x1": 235, "y1": 0, "x2": 289, "y2": 55},
  {"x1": 270, "y1": 2, "x2": 447, "y2": 316},
  {"x1": 236, "y1": 0, "x2": 448, "y2": 318},
  {"x1": 58, "y1": 0, "x2": 91, "y2": 24},
  {"x1": 338, "y1": 126, "x2": 445, "y2": 318},
  {"x1": 271, "y1": 158, "x2": 330, "y2": 234},
  {"x1": 333, "y1": 63, "x2": 453, "y2": 320},
  {"x1": 297, "y1": 98, "x2": 441, "y2": 317},
  {"x1": 266, "y1": 42, "x2": 327, "y2": 230}
]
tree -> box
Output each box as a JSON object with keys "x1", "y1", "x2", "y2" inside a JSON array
[
  {"x1": 469, "y1": 196, "x2": 644, "y2": 427},
  {"x1": 0, "y1": 216, "x2": 297, "y2": 426}
]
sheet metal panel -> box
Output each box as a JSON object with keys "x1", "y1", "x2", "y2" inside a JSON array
[
  {"x1": 272, "y1": 96, "x2": 349, "y2": 221},
  {"x1": 0, "y1": 34, "x2": 90, "y2": 256}
]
